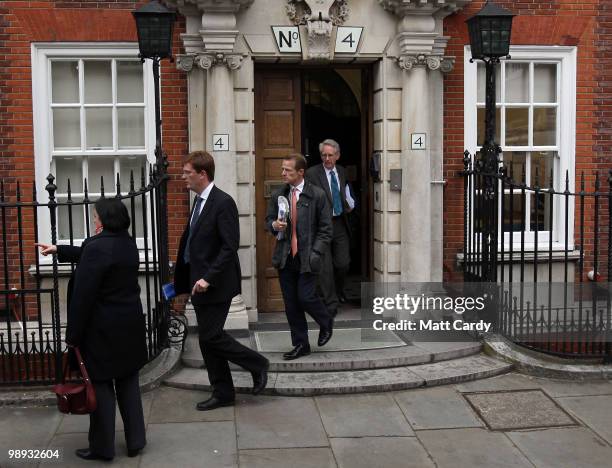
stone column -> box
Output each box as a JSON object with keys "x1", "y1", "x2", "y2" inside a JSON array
[{"x1": 399, "y1": 56, "x2": 431, "y2": 283}]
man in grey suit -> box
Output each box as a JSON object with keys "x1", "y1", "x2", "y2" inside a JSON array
[{"x1": 305, "y1": 139, "x2": 354, "y2": 317}]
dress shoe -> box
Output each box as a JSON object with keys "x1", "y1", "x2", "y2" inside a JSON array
[
  {"x1": 252, "y1": 361, "x2": 269, "y2": 395},
  {"x1": 127, "y1": 447, "x2": 143, "y2": 458},
  {"x1": 75, "y1": 448, "x2": 113, "y2": 462},
  {"x1": 338, "y1": 292, "x2": 347, "y2": 304},
  {"x1": 318, "y1": 324, "x2": 333, "y2": 347},
  {"x1": 282, "y1": 344, "x2": 311, "y2": 360},
  {"x1": 196, "y1": 396, "x2": 235, "y2": 411}
]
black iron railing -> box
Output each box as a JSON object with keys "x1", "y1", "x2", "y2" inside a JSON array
[
  {"x1": 462, "y1": 152, "x2": 612, "y2": 362},
  {"x1": 0, "y1": 165, "x2": 184, "y2": 385}
]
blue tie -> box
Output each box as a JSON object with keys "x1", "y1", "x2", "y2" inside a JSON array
[
  {"x1": 184, "y1": 196, "x2": 203, "y2": 264},
  {"x1": 330, "y1": 171, "x2": 342, "y2": 216}
]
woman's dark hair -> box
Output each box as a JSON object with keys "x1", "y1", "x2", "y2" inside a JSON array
[{"x1": 94, "y1": 197, "x2": 131, "y2": 232}]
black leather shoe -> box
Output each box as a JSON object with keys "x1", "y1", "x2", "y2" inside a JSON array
[
  {"x1": 338, "y1": 292, "x2": 347, "y2": 304},
  {"x1": 318, "y1": 321, "x2": 333, "y2": 347},
  {"x1": 196, "y1": 397, "x2": 235, "y2": 411},
  {"x1": 127, "y1": 447, "x2": 143, "y2": 458},
  {"x1": 252, "y1": 361, "x2": 269, "y2": 395},
  {"x1": 75, "y1": 448, "x2": 113, "y2": 462},
  {"x1": 282, "y1": 344, "x2": 311, "y2": 360}
]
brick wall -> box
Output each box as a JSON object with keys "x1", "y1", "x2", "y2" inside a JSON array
[
  {"x1": 442, "y1": 0, "x2": 603, "y2": 281},
  {"x1": 0, "y1": 0, "x2": 189, "y2": 298}
]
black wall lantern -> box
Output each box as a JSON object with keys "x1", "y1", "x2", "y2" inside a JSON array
[
  {"x1": 132, "y1": 0, "x2": 176, "y2": 60},
  {"x1": 465, "y1": 1, "x2": 515, "y2": 283},
  {"x1": 466, "y1": 1, "x2": 515, "y2": 60},
  {"x1": 132, "y1": 0, "x2": 176, "y2": 295}
]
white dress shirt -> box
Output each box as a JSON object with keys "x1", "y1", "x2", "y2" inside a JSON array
[{"x1": 191, "y1": 181, "x2": 215, "y2": 224}]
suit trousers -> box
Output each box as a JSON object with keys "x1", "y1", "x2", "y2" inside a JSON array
[
  {"x1": 89, "y1": 371, "x2": 146, "y2": 459},
  {"x1": 319, "y1": 217, "x2": 351, "y2": 311},
  {"x1": 194, "y1": 301, "x2": 268, "y2": 401},
  {"x1": 279, "y1": 254, "x2": 333, "y2": 348}
]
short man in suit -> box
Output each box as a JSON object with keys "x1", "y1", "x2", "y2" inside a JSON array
[
  {"x1": 305, "y1": 139, "x2": 354, "y2": 316},
  {"x1": 266, "y1": 154, "x2": 334, "y2": 360},
  {"x1": 174, "y1": 151, "x2": 269, "y2": 410}
]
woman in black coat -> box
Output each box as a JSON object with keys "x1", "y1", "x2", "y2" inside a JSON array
[{"x1": 37, "y1": 198, "x2": 148, "y2": 462}]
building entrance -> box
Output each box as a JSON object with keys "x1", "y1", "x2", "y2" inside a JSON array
[{"x1": 255, "y1": 67, "x2": 371, "y2": 313}]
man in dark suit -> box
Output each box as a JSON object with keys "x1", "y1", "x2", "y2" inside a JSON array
[
  {"x1": 266, "y1": 154, "x2": 334, "y2": 360},
  {"x1": 174, "y1": 151, "x2": 269, "y2": 410},
  {"x1": 305, "y1": 139, "x2": 354, "y2": 316}
]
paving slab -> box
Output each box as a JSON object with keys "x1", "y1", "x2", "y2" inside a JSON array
[
  {"x1": 416, "y1": 428, "x2": 532, "y2": 468},
  {"x1": 315, "y1": 393, "x2": 414, "y2": 437},
  {"x1": 555, "y1": 395, "x2": 612, "y2": 444},
  {"x1": 0, "y1": 406, "x2": 62, "y2": 467},
  {"x1": 141, "y1": 421, "x2": 237, "y2": 468},
  {"x1": 411, "y1": 341, "x2": 482, "y2": 361},
  {"x1": 535, "y1": 378, "x2": 612, "y2": 397},
  {"x1": 454, "y1": 372, "x2": 541, "y2": 393},
  {"x1": 238, "y1": 448, "x2": 336, "y2": 468},
  {"x1": 464, "y1": 390, "x2": 577, "y2": 431},
  {"x1": 254, "y1": 328, "x2": 405, "y2": 352},
  {"x1": 56, "y1": 391, "x2": 155, "y2": 434},
  {"x1": 507, "y1": 427, "x2": 612, "y2": 468},
  {"x1": 44, "y1": 432, "x2": 139, "y2": 468},
  {"x1": 408, "y1": 354, "x2": 511, "y2": 385},
  {"x1": 330, "y1": 437, "x2": 433, "y2": 468},
  {"x1": 148, "y1": 386, "x2": 234, "y2": 423},
  {"x1": 394, "y1": 386, "x2": 483, "y2": 429},
  {"x1": 235, "y1": 395, "x2": 328, "y2": 449}
]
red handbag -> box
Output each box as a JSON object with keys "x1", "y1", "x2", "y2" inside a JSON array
[{"x1": 52, "y1": 347, "x2": 97, "y2": 414}]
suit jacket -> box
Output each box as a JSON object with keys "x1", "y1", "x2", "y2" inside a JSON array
[
  {"x1": 57, "y1": 231, "x2": 148, "y2": 381},
  {"x1": 265, "y1": 181, "x2": 332, "y2": 273},
  {"x1": 174, "y1": 185, "x2": 242, "y2": 305},
  {"x1": 305, "y1": 163, "x2": 352, "y2": 236}
]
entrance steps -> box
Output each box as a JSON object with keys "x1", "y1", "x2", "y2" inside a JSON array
[{"x1": 164, "y1": 325, "x2": 512, "y2": 395}]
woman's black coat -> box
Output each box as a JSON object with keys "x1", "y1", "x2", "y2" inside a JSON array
[{"x1": 57, "y1": 230, "x2": 147, "y2": 381}]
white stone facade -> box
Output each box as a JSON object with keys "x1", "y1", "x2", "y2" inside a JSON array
[{"x1": 166, "y1": 0, "x2": 474, "y2": 323}]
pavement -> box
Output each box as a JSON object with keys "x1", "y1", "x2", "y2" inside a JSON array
[{"x1": 1, "y1": 372, "x2": 612, "y2": 467}]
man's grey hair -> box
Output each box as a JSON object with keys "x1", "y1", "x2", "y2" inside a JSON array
[{"x1": 319, "y1": 139, "x2": 340, "y2": 154}]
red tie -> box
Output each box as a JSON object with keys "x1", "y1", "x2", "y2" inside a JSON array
[{"x1": 291, "y1": 188, "x2": 298, "y2": 257}]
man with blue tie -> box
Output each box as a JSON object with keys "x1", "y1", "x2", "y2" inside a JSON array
[
  {"x1": 306, "y1": 139, "x2": 354, "y2": 317},
  {"x1": 174, "y1": 151, "x2": 269, "y2": 410}
]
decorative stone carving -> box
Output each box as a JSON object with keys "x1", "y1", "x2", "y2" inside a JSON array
[
  {"x1": 176, "y1": 53, "x2": 244, "y2": 71},
  {"x1": 176, "y1": 54, "x2": 195, "y2": 72},
  {"x1": 378, "y1": 0, "x2": 472, "y2": 17},
  {"x1": 440, "y1": 57, "x2": 455, "y2": 73},
  {"x1": 397, "y1": 54, "x2": 449, "y2": 72},
  {"x1": 167, "y1": 0, "x2": 255, "y2": 15},
  {"x1": 286, "y1": 0, "x2": 350, "y2": 60},
  {"x1": 286, "y1": 0, "x2": 349, "y2": 26}
]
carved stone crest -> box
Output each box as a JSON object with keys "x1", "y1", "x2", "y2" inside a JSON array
[
  {"x1": 286, "y1": 0, "x2": 349, "y2": 26},
  {"x1": 285, "y1": 0, "x2": 350, "y2": 60}
]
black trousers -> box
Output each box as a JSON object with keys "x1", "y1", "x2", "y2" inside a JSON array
[
  {"x1": 279, "y1": 254, "x2": 333, "y2": 348},
  {"x1": 319, "y1": 217, "x2": 351, "y2": 311},
  {"x1": 194, "y1": 300, "x2": 269, "y2": 401},
  {"x1": 89, "y1": 371, "x2": 146, "y2": 459}
]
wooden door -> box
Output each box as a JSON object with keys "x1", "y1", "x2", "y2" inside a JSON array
[{"x1": 255, "y1": 70, "x2": 301, "y2": 312}]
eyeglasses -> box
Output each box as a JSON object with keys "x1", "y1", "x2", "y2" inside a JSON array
[{"x1": 321, "y1": 153, "x2": 336, "y2": 159}]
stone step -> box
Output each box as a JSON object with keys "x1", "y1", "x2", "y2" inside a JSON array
[
  {"x1": 182, "y1": 334, "x2": 483, "y2": 372},
  {"x1": 165, "y1": 353, "x2": 512, "y2": 396}
]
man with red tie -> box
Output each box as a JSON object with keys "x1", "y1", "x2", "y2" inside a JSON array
[{"x1": 266, "y1": 154, "x2": 334, "y2": 360}]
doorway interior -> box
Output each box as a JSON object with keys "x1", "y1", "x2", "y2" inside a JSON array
[{"x1": 254, "y1": 66, "x2": 372, "y2": 312}]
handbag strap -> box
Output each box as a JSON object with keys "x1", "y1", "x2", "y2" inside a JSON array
[{"x1": 73, "y1": 347, "x2": 92, "y2": 385}]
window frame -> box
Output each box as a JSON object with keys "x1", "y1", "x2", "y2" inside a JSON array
[
  {"x1": 464, "y1": 45, "x2": 577, "y2": 251},
  {"x1": 32, "y1": 43, "x2": 156, "y2": 253}
]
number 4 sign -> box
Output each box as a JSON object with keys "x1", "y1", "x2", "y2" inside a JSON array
[
  {"x1": 212, "y1": 134, "x2": 229, "y2": 152},
  {"x1": 411, "y1": 133, "x2": 426, "y2": 150},
  {"x1": 335, "y1": 27, "x2": 363, "y2": 53}
]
